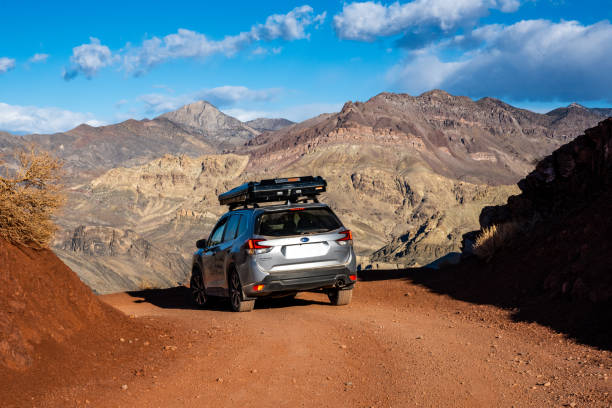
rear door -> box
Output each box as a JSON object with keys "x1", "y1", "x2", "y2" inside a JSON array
[
  {"x1": 202, "y1": 216, "x2": 228, "y2": 294},
  {"x1": 212, "y1": 213, "x2": 241, "y2": 292},
  {"x1": 253, "y1": 207, "x2": 352, "y2": 272}
]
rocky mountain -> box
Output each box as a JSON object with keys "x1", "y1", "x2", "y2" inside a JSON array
[
  {"x1": 3, "y1": 91, "x2": 610, "y2": 293},
  {"x1": 247, "y1": 91, "x2": 604, "y2": 185},
  {"x1": 159, "y1": 100, "x2": 258, "y2": 141},
  {"x1": 54, "y1": 91, "x2": 612, "y2": 292},
  {"x1": 547, "y1": 102, "x2": 612, "y2": 120},
  {"x1": 245, "y1": 117, "x2": 294, "y2": 132},
  {"x1": 0, "y1": 101, "x2": 258, "y2": 180}
]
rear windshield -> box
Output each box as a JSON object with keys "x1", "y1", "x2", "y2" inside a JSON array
[{"x1": 256, "y1": 208, "x2": 342, "y2": 237}]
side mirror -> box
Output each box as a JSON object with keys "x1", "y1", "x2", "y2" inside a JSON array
[{"x1": 196, "y1": 239, "x2": 208, "y2": 249}]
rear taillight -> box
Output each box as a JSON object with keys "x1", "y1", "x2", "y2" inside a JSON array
[
  {"x1": 248, "y1": 239, "x2": 269, "y2": 249},
  {"x1": 336, "y1": 230, "x2": 353, "y2": 245},
  {"x1": 247, "y1": 239, "x2": 272, "y2": 255}
]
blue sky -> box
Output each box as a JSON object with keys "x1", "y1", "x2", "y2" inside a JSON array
[{"x1": 1, "y1": 0, "x2": 611, "y2": 133}]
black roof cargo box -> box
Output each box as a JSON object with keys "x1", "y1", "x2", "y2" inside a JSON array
[{"x1": 218, "y1": 176, "x2": 326, "y2": 208}]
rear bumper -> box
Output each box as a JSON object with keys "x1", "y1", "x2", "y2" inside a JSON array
[{"x1": 243, "y1": 266, "x2": 355, "y2": 298}]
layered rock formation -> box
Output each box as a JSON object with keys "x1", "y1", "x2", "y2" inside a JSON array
[{"x1": 56, "y1": 226, "x2": 188, "y2": 294}]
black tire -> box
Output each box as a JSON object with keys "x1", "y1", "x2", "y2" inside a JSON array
[
  {"x1": 328, "y1": 288, "x2": 352, "y2": 306},
  {"x1": 228, "y1": 269, "x2": 255, "y2": 312},
  {"x1": 190, "y1": 269, "x2": 207, "y2": 308}
]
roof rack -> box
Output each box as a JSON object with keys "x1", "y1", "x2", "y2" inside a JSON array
[{"x1": 218, "y1": 176, "x2": 327, "y2": 210}]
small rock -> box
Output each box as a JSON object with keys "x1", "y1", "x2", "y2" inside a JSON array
[
  {"x1": 163, "y1": 345, "x2": 177, "y2": 351},
  {"x1": 143, "y1": 341, "x2": 150, "y2": 346},
  {"x1": 416, "y1": 335, "x2": 423, "y2": 340},
  {"x1": 251, "y1": 369, "x2": 258, "y2": 374},
  {"x1": 544, "y1": 382, "x2": 551, "y2": 387},
  {"x1": 340, "y1": 344, "x2": 347, "y2": 349},
  {"x1": 216, "y1": 378, "x2": 223, "y2": 383},
  {"x1": 121, "y1": 384, "x2": 128, "y2": 391},
  {"x1": 120, "y1": 338, "x2": 125, "y2": 342}
]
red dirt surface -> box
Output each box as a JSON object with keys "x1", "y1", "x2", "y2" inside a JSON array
[
  {"x1": 3, "y1": 278, "x2": 610, "y2": 407},
  {"x1": 0, "y1": 239, "x2": 168, "y2": 406}
]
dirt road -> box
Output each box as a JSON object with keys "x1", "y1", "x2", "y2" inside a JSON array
[{"x1": 18, "y1": 276, "x2": 612, "y2": 408}]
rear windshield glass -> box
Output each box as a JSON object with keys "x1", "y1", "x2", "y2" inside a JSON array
[{"x1": 256, "y1": 208, "x2": 342, "y2": 237}]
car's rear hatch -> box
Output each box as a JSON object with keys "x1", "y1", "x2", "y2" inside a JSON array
[{"x1": 252, "y1": 207, "x2": 352, "y2": 273}]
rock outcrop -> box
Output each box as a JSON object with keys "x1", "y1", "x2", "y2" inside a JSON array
[{"x1": 475, "y1": 118, "x2": 612, "y2": 303}]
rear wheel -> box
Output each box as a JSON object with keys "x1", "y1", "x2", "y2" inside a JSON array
[
  {"x1": 190, "y1": 269, "x2": 207, "y2": 307},
  {"x1": 229, "y1": 269, "x2": 255, "y2": 312},
  {"x1": 328, "y1": 288, "x2": 352, "y2": 306}
]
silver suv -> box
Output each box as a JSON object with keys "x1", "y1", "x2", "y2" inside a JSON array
[{"x1": 190, "y1": 201, "x2": 357, "y2": 312}]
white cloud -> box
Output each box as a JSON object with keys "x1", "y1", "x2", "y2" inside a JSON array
[
  {"x1": 252, "y1": 46, "x2": 269, "y2": 55},
  {"x1": 28, "y1": 53, "x2": 49, "y2": 63},
  {"x1": 250, "y1": 5, "x2": 326, "y2": 41},
  {"x1": 388, "y1": 19, "x2": 612, "y2": 101},
  {"x1": 0, "y1": 102, "x2": 104, "y2": 134},
  {"x1": 63, "y1": 37, "x2": 117, "y2": 80},
  {"x1": 140, "y1": 86, "x2": 281, "y2": 115},
  {"x1": 123, "y1": 5, "x2": 324, "y2": 75},
  {"x1": 252, "y1": 46, "x2": 284, "y2": 56},
  {"x1": 333, "y1": 0, "x2": 520, "y2": 42},
  {"x1": 0, "y1": 57, "x2": 16, "y2": 74}
]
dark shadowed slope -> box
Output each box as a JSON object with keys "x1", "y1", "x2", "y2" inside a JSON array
[{"x1": 408, "y1": 118, "x2": 612, "y2": 349}]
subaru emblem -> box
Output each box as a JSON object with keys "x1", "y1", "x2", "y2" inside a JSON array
[{"x1": 300, "y1": 237, "x2": 309, "y2": 243}]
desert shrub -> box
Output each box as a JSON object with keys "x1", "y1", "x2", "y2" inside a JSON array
[
  {"x1": 0, "y1": 145, "x2": 65, "y2": 248},
  {"x1": 473, "y1": 222, "x2": 520, "y2": 262}
]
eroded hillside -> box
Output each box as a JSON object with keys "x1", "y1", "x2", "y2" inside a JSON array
[{"x1": 13, "y1": 91, "x2": 608, "y2": 293}]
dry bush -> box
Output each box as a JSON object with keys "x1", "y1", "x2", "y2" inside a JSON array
[
  {"x1": 473, "y1": 222, "x2": 520, "y2": 262},
  {"x1": 0, "y1": 145, "x2": 65, "y2": 248}
]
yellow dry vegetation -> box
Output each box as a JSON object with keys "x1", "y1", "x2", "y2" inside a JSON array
[
  {"x1": 473, "y1": 222, "x2": 520, "y2": 262},
  {"x1": 0, "y1": 145, "x2": 65, "y2": 248}
]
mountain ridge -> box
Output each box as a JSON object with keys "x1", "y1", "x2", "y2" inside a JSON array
[{"x1": 2, "y1": 90, "x2": 611, "y2": 292}]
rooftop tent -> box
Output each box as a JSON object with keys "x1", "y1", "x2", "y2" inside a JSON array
[{"x1": 218, "y1": 176, "x2": 327, "y2": 209}]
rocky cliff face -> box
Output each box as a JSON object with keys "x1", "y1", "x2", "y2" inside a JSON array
[
  {"x1": 56, "y1": 225, "x2": 188, "y2": 294},
  {"x1": 474, "y1": 118, "x2": 612, "y2": 303}
]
